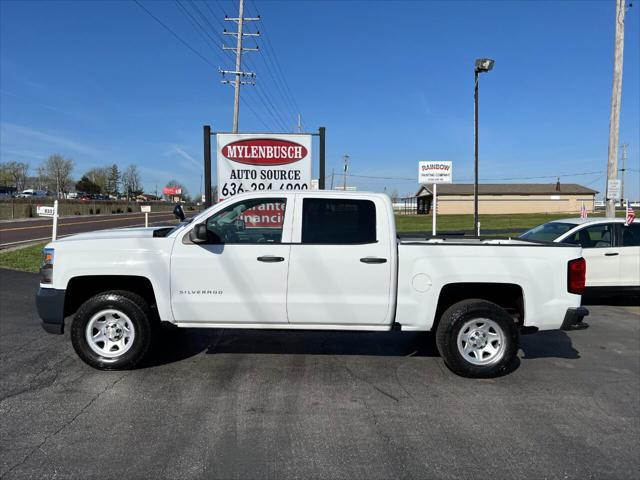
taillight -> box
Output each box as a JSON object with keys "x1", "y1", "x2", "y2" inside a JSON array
[{"x1": 568, "y1": 257, "x2": 586, "y2": 295}]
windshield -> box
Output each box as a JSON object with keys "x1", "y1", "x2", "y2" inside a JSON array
[{"x1": 520, "y1": 222, "x2": 576, "y2": 242}]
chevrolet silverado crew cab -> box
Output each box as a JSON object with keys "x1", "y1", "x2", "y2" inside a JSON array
[{"x1": 36, "y1": 191, "x2": 589, "y2": 378}]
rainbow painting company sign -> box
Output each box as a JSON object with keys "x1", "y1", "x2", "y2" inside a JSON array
[
  {"x1": 418, "y1": 161, "x2": 453, "y2": 184},
  {"x1": 217, "y1": 134, "x2": 312, "y2": 200}
]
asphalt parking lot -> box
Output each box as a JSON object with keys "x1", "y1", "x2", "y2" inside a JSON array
[{"x1": 1, "y1": 268, "x2": 638, "y2": 480}]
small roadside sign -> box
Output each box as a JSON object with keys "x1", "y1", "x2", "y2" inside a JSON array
[
  {"x1": 140, "y1": 205, "x2": 151, "y2": 227},
  {"x1": 418, "y1": 161, "x2": 453, "y2": 237},
  {"x1": 419, "y1": 161, "x2": 453, "y2": 184},
  {"x1": 37, "y1": 201, "x2": 59, "y2": 241},
  {"x1": 36, "y1": 205, "x2": 55, "y2": 217},
  {"x1": 607, "y1": 179, "x2": 621, "y2": 200}
]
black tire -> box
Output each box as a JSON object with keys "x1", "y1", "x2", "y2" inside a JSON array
[
  {"x1": 435, "y1": 299, "x2": 519, "y2": 378},
  {"x1": 71, "y1": 291, "x2": 153, "y2": 370}
]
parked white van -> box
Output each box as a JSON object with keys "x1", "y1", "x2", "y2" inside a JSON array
[{"x1": 16, "y1": 189, "x2": 48, "y2": 198}]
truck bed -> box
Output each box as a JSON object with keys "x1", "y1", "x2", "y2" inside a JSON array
[{"x1": 395, "y1": 238, "x2": 583, "y2": 331}]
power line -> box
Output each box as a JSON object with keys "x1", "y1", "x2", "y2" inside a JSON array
[
  {"x1": 135, "y1": 0, "x2": 273, "y2": 130},
  {"x1": 188, "y1": 0, "x2": 223, "y2": 40},
  {"x1": 585, "y1": 174, "x2": 606, "y2": 187},
  {"x1": 229, "y1": 0, "x2": 298, "y2": 130},
  {"x1": 239, "y1": 95, "x2": 272, "y2": 131},
  {"x1": 181, "y1": 1, "x2": 283, "y2": 133},
  {"x1": 175, "y1": 1, "x2": 223, "y2": 58},
  {"x1": 185, "y1": 2, "x2": 287, "y2": 132},
  {"x1": 133, "y1": 0, "x2": 217, "y2": 69},
  {"x1": 249, "y1": 0, "x2": 304, "y2": 129},
  {"x1": 195, "y1": 1, "x2": 300, "y2": 131},
  {"x1": 344, "y1": 170, "x2": 608, "y2": 182},
  {"x1": 178, "y1": 0, "x2": 284, "y2": 132}
]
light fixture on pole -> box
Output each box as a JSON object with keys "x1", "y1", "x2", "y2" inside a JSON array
[{"x1": 474, "y1": 58, "x2": 494, "y2": 235}]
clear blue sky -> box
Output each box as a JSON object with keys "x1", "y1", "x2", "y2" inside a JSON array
[{"x1": 1, "y1": 0, "x2": 639, "y2": 199}]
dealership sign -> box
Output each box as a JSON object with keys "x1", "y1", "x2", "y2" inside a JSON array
[
  {"x1": 419, "y1": 161, "x2": 453, "y2": 184},
  {"x1": 217, "y1": 134, "x2": 312, "y2": 200},
  {"x1": 163, "y1": 186, "x2": 182, "y2": 195}
]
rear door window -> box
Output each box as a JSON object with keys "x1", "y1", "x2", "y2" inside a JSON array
[
  {"x1": 301, "y1": 199, "x2": 376, "y2": 244},
  {"x1": 563, "y1": 223, "x2": 615, "y2": 248},
  {"x1": 619, "y1": 223, "x2": 640, "y2": 247}
]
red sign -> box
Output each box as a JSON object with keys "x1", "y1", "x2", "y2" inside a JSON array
[
  {"x1": 163, "y1": 187, "x2": 182, "y2": 195},
  {"x1": 222, "y1": 138, "x2": 308, "y2": 166},
  {"x1": 240, "y1": 202, "x2": 286, "y2": 228}
]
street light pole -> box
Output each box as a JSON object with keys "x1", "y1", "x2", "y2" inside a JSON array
[
  {"x1": 473, "y1": 58, "x2": 494, "y2": 235},
  {"x1": 474, "y1": 69, "x2": 479, "y2": 234}
]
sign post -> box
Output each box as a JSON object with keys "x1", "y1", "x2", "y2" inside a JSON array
[
  {"x1": 419, "y1": 161, "x2": 453, "y2": 237},
  {"x1": 432, "y1": 183, "x2": 437, "y2": 236},
  {"x1": 36, "y1": 200, "x2": 59, "y2": 241},
  {"x1": 52, "y1": 200, "x2": 58, "y2": 241},
  {"x1": 141, "y1": 205, "x2": 151, "y2": 227}
]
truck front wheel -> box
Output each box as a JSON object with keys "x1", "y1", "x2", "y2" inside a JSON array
[
  {"x1": 435, "y1": 299, "x2": 519, "y2": 378},
  {"x1": 71, "y1": 291, "x2": 153, "y2": 370}
]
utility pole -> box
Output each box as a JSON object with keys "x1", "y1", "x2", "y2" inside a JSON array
[
  {"x1": 343, "y1": 154, "x2": 350, "y2": 190},
  {"x1": 203, "y1": 125, "x2": 212, "y2": 207},
  {"x1": 606, "y1": 0, "x2": 627, "y2": 217},
  {"x1": 330, "y1": 168, "x2": 335, "y2": 190},
  {"x1": 620, "y1": 143, "x2": 628, "y2": 203},
  {"x1": 220, "y1": 0, "x2": 259, "y2": 133},
  {"x1": 297, "y1": 114, "x2": 303, "y2": 133},
  {"x1": 318, "y1": 127, "x2": 326, "y2": 189}
]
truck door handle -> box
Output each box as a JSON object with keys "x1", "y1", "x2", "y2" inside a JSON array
[
  {"x1": 257, "y1": 255, "x2": 285, "y2": 262},
  {"x1": 360, "y1": 257, "x2": 387, "y2": 264},
  {"x1": 604, "y1": 252, "x2": 619, "y2": 256}
]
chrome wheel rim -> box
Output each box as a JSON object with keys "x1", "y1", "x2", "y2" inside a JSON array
[
  {"x1": 457, "y1": 318, "x2": 505, "y2": 366},
  {"x1": 85, "y1": 309, "x2": 135, "y2": 359}
]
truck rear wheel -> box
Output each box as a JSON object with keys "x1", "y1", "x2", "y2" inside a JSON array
[
  {"x1": 71, "y1": 291, "x2": 153, "y2": 370},
  {"x1": 435, "y1": 299, "x2": 518, "y2": 378}
]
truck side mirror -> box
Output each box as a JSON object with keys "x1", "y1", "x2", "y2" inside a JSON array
[
  {"x1": 189, "y1": 223, "x2": 209, "y2": 243},
  {"x1": 173, "y1": 204, "x2": 185, "y2": 221}
]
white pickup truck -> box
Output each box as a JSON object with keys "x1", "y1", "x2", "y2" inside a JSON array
[{"x1": 36, "y1": 191, "x2": 589, "y2": 377}]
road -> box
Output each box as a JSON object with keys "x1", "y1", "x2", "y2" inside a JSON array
[
  {"x1": 1, "y1": 268, "x2": 638, "y2": 479},
  {"x1": 0, "y1": 212, "x2": 177, "y2": 248}
]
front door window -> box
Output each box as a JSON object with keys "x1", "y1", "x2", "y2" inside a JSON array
[{"x1": 205, "y1": 198, "x2": 286, "y2": 244}]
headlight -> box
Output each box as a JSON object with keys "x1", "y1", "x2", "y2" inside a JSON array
[{"x1": 40, "y1": 248, "x2": 54, "y2": 284}]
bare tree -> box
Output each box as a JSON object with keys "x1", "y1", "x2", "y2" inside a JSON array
[
  {"x1": 0, "y1": 161, "x2": 29, "y2": 191},
  {"x1": 122, "y1": 164, "x2": 143, "y2": 199},
  {"x1": 0, "y1": 163, "x2": 10, "y2": 187},
  {"x1": 42, "y1": 154, "x2": 74, "y2": 197},
  {"x1": 35, "y1": 166, "x2": 51, "y2": 191},
  {"x1": 84, "y1": 167, "x2": 109, "y2": 193}
]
